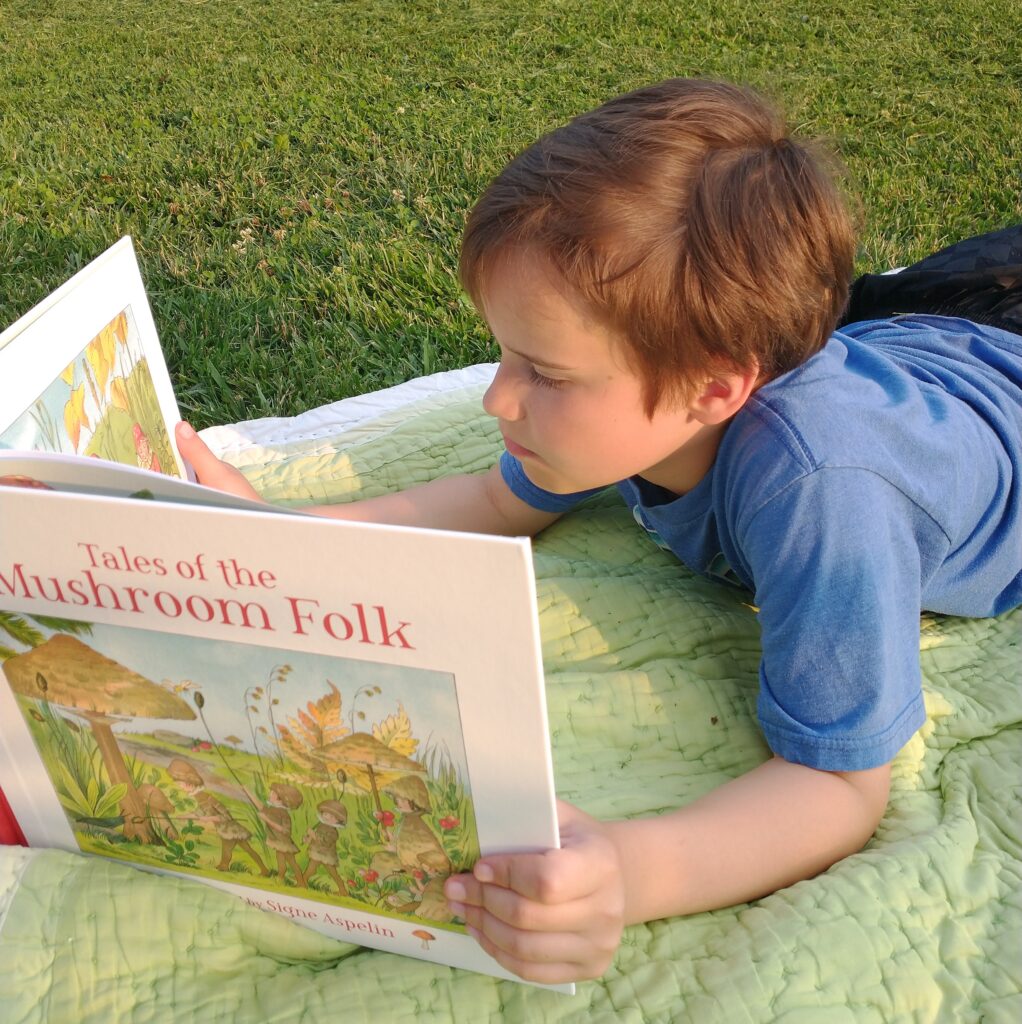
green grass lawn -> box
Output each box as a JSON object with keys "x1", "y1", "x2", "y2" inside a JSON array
[{"x1": 1, "y1": 0, "x2": 1019, "y2": 427}]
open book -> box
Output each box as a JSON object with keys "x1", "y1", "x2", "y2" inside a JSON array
[{"x1": 0, "y1": 240, "x2": 566, "y2": 989}]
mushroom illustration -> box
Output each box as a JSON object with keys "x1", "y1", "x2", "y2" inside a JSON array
[
  {"x1": 136, "y1": 783, "x2": 178, "y2": 839},
  {"x1": 383, "y1": 774, "x2": 432, "y2": 812},
  {"x1": 167, "y1": 757, "x2": 206, "y2": 795},
  {"x1": 316, "y1": 733, "x2": 426, "y2": 823},
  {"x1": 3, "y1": 634, "x2": 196, "y2": 843},
  {"x1": 411, "y1": 929, "x2": 436, "y2": 951}
]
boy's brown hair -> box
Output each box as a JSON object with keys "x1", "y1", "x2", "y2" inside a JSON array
[{"x1": 460, "y1": 78, "x2": 856, "y2": 412}]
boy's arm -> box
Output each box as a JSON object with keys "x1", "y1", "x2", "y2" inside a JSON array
[
  {"x1": 174, "y1": 421, "x2": 559, "y2": 537},
  {"x1": 445, "y1": 756, "x2": 890, "y2": 984},
  {"x1": 308, "y1": 463, "x2": 562, "y2": 535},
  {"x1": 606, "y1": 755, "x2": 890, "y2": 921}
]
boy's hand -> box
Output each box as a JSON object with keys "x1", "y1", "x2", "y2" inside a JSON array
[
  {"x1": 174, "y1": 421, "x2": 263, "y2": 502},
  {"x1": 444, "y1": 800, "x2": 626, "y2": 984}
]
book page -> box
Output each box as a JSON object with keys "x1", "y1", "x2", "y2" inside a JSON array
[
  {"x1": 0, "y1": 450, "x2": 295, "y2": 516},
  {"x1": 0, "y1": 237, "x2": 188, "y2": 479}
]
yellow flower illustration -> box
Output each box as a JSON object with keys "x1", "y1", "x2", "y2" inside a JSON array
[
  {"x1": 112, "y1": 311, "x2": 129, "y2": 347},
  {"x1": 86, "y1": 321, "x2": 118, "y2": 396},
  {"x1": 63, "y1": 384, "x2": 90, "y2": 452}
]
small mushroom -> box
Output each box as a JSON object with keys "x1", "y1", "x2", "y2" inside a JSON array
[
  {"x1": 316, "y1": 799, "x2": 348, "y2": 828},
  {"x1": 411, "y1": 929, "x2": 436, "y2": 951},
  {"x1": 382, "y1": 774, "x2": 432, "y2": 813},
  {"x1": 136, "y1": 783, "x2": 178, "y2": 839},
  {"x1": 168, "y1": 758, "x2": 205, "y2": 794}
]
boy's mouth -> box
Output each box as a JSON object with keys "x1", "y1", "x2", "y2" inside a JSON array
[{"x1": 502, "y1": 435, "x2": 537, "y2": 459}]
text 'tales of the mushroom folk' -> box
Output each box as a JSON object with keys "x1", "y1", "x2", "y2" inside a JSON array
[{"x1": 0, "y1": 541, "x2": 416, "y2": 650}]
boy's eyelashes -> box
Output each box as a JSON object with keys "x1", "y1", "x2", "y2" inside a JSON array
[
  {"x1": 490, "y1": 342, "x2": 570, "y2": 388},
  {"x1": 528, "y1": 365, "x2": 567, "y2": 389}
]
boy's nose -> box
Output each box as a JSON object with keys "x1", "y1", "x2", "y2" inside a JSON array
[{"x1": 482, "y1": 362, "x2": 524, "y2": 421}]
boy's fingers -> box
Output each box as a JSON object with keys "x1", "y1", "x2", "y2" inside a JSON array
[
  {"x1": 466, "y1": 915, "x2": 617, "y2": 985},
  {"x1": 175, "y1": 420, "x2": 208, "y2": 459},
  {"x1": 452, "y1": 876, "x2": 601, "y2": 933},
  {"x1": 464, "y1": 913, "x2": 593, "y2": 970},
  {"x1": 471, "y1": 848, "x2": 600, "y2": 905},
  {"x1": 466, "y1": 925, "x2": 584, "y2": 986},
  {"x1": 175, "y1": 422, "x2": 225, "y2": 479},
  {"x1": 444, "y1": 872, "x2": 479, "y2": 907}
]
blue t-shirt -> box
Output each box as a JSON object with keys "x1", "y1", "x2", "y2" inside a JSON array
[{"x1": 501, "y1": 316, "x2": 1022, "y2": 771}]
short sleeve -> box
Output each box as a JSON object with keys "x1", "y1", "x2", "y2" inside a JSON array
[
  {"x1": 498, "y1": 452, "x2": 605, "y2": 513},
  {"x1": 740, "y1": 467, "x2": 943, "y2": 771}
]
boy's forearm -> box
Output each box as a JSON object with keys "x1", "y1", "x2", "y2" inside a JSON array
[
  {"x1": 308, "y1": 463, "x2": 561, "y2": 537},
  {"x1": 176, "y1": 422, "x2": 556, "y2": 538},
  {"x1": 605, "y1": 756, "x2": 891, "y2": 923}
]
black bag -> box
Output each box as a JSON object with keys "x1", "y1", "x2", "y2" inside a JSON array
[{"x1": 840, "y1": 223, "x2": 1022, "y2": 337}]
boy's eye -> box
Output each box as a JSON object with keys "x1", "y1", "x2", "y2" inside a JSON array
[{"x1": 528, "y1": 365, "x2": 565, "y2": 389}]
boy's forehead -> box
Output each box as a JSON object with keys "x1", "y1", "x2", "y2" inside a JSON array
[
  {"x1": 479, "y1": 250, "x2": 636, "y2": 375},
  {"x1": 480, "y1": 246, "x2": 605, "y2": 330}
]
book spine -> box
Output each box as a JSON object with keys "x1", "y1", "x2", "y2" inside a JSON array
[{"x1": 0, "y1": 785, "x2": 27, "y2": 846}]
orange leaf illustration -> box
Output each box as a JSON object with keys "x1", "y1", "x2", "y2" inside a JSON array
[
  {"x1": 86, "y1": 318, "x2": 120, "y2": 396},
  {"x1": 63, "y1": 384, "x2": 90, "y2": 451},
  {"x1": 372, "y1": 702, "x2": 418, "y2": 758},
  {"x1": 277, "y1": 683, "x2": 350, "y2": 771}
]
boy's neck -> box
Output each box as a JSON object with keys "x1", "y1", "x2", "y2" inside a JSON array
[{"x1": 637, "y1": 420, "x2": 729, "y2": 496}]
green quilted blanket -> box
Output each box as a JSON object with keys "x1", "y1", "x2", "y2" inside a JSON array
[{"x1": 1, "y1": 368, "x2": 1019, "y2": 1022}]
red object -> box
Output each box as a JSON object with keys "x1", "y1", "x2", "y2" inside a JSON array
[{"x1": 0, "y1": 785, "x2": 27, "y2": 846}]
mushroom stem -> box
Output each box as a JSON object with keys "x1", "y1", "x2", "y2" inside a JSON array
[
  {"x1": 84, "y1": 712, "x2": 158, "y2": 844},
  {"x1": 366, "y1": 764, "x2": 384, "y2": 818}
]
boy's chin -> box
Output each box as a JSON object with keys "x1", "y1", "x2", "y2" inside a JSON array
[{"x1": 521, "y1": 461, "x2": 606, "y2": 495}]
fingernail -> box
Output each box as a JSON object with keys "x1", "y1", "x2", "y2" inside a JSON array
[
  {"x1": 445, "y1": 880, "x2": 466, "y2": 901},
  {"x1": 465, "y1": 925, "x2": 480, "y2": 940},
  {"x1": 177, "y1": 421, "x2": 195, "y2": 438},
  {"x1": 447, "y1": 901, "x2": 465, "y2": 917},
  {"x1": 474, "y1": 863, "x2": 494, "y2": 883}
]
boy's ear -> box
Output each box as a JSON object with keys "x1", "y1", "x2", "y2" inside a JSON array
[{"x1": 689, "y1": 365, "x2": 761, "y2": 424}]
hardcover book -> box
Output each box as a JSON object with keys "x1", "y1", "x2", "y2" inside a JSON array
[{"x1": 0, "y1": 241, "x2": 565, "y2": 989}]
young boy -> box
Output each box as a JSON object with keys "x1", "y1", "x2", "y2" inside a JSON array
[{"x1": 176, "y1": 78, "x2": 1022, "y2": 985}]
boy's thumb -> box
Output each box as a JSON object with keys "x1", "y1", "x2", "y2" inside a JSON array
[{"x1": 174, "y1": 421, "x2": 218, "y2": 473}]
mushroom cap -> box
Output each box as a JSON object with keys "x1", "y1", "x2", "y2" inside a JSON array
[
  {"x1": 317, "y1": 732, "x2": 425, "y2": 774},
  {"x1": 268, "y1": 782, "x2": 303, "y2": 809},
  {"x1": 167, "y1": 758, "x2": 205, "y2": 787},
  {"x1": 3, "y1": 635, "x2": 196, "y2": 721},
  {"x1": 382, "y1": 773, "x2": 432, "y2": 810},
  {"x1": 316, "y1": 799, "x2": 348, "y2": 825},
  {"x1": 195, "y1": 790, "x2": 227, "y2": 812},
  {"x1": 411, "y1": 929, "x2": 435, "y2": 940}
]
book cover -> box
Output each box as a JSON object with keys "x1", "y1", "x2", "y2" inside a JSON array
[{"x1": 0, "y1": 244, "x2": 566, "y2": 989}]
